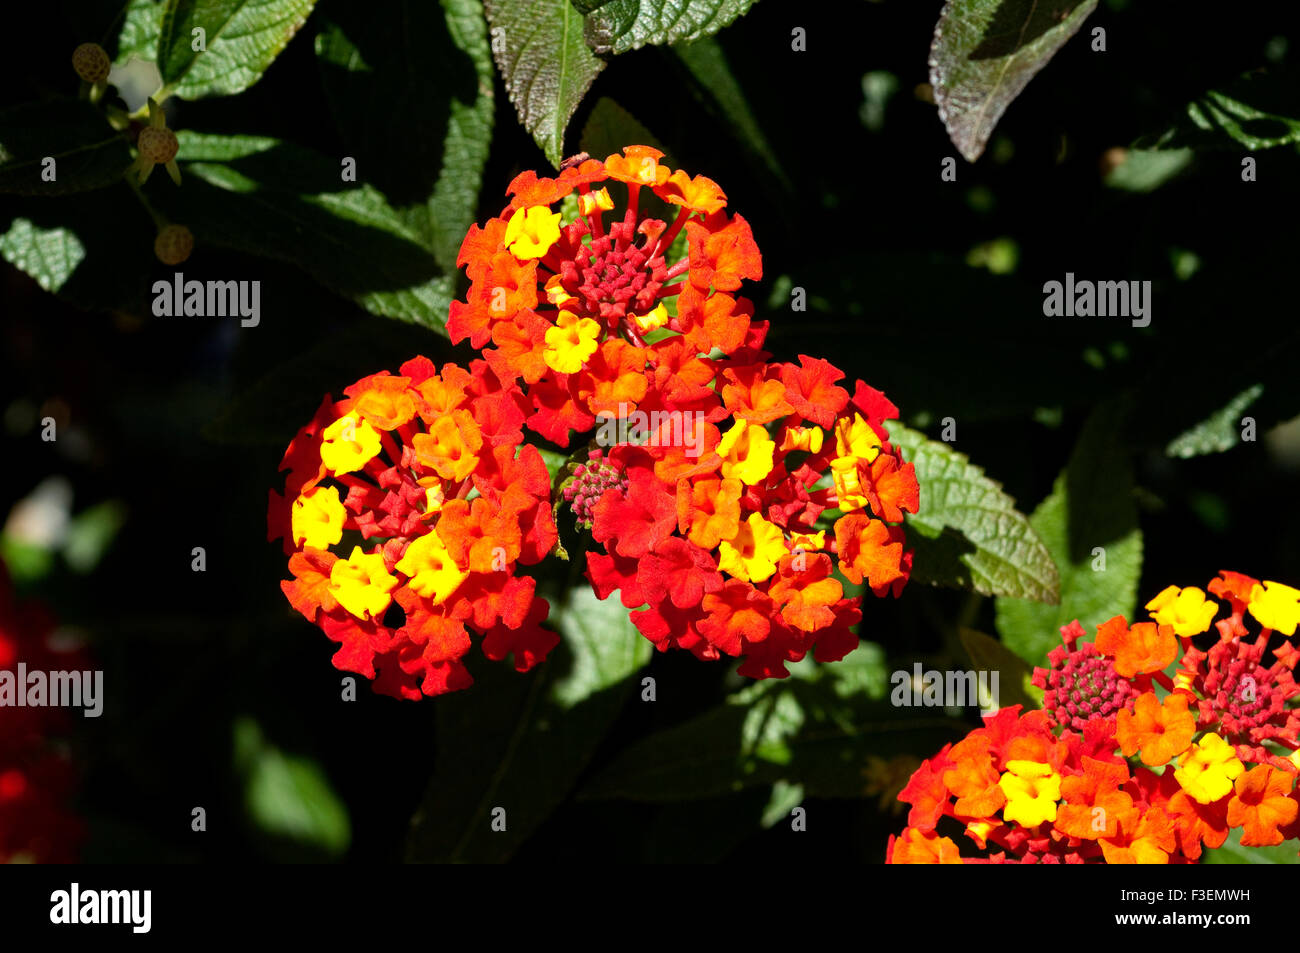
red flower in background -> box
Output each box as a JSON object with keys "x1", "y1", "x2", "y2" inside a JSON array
[{"x1": 0, "y1": 562, "x2": 86, "y2": 862}]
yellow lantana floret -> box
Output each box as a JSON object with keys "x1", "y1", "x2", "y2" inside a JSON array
[
  {"x1": 1174, "y1": 732, "x2": 1244, "y2": 804},
  {"x1": 780, "y1": 425, "x2": 824, "y2": 454},
  {"x1": 833, "y1": 412, "x2": 881, "y2": 463},
  {"x1": 789, "y1": 530, "x2": 826, "y2": 552},
  {"x1": 320, "y1": 412, "x2": 382, "y2": 475},
  {"x1": 328, "y1": 546, "x2": 398, "y2": 619},
  {"x1": 543, "y1": 311, "x2": 601, "y2": 374},
  {"x1": 579, "y1": 188, "x2": 614, "y2": 217},
  {"x1": 718, "y1": 421, "x2": 775, "y2": 486},
  {"x1": 631, "y1": 302, "x2": 669, "y2": 334},
  {"x1": 395, "y1": 532, "x2": 468, "y2": 604},
  {"x1": 717, "y1": 509, "x2": 785, "y2": 582},
  {"x1": 291, "y1": 485, "x2": 346, "y2": 550},
  {"x1": 1146, "y1": 585, "x2": 1217, "y2": 637},
  {"x1": 717, "y1": 512, "x2": 787, "y2": 583},
  {"x1": 1247, "y1": 581, "x2": 1300, "y2": 636},
  {"x1": 830, "y1": 456, "x2": 868, "y2": 513},
  {"x1": 504, "y1": 205, "x2": 562, "y2": 260},
  {"x1": 998, "y1": 760, "x2": 1061, "y2": 828}
]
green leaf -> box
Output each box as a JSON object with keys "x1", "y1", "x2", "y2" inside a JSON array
[
  {"x1": 584, "y1": 0, "x2": 758, "y2": 55},
  {"x1": 157, "y1": 0, "x2": 318, "y2": 99},
  {"x1": 995, "y1": 406, "x2": 1143, "y2": 667},
  {"x1": 670, "y1": 36, "x2": 788, "y2": 189},
  {"x1": 579, "y1": 643, "x2": 964, "y2": 802},
  {"x1": 1203, "y1": 828, "x2": 1300, "y2": 865},
  {"x1": 1165, "y1": 384, "x2": 1265, "y2": 458},
  {"x1": 0, "y1": 218, "x2": 87, "y2": 295},
  {"x1": 1104, "y1": 148, "x2": 1193, "y2": 193},
  {"x1": 0, "y1": 185, "x2": 155, "y2": 310},
  {"x1": 0, "y1": 99, "x2": 131, "y2": 196},
  {"x1": 405, "y1": 585, "x2": 650, "y2": 861},
  {"x1": 1145, "y1": 66, "x2": 1300, "y2": 152},
  {"x1": 164, "y1": 132, "x2": 453, "y2": 329},
  {"x1": 315, "y1": 0, "x2": 495, "y2": 273},
  {"x1": 760, "y1": 780, "x2": 804, "y2": 828},
  {"x1": 484, "y1": 0, "x2": 606, "y2": 167},
  {"x1": 929, "y1": 0, "x2": 1098, "y2": 162},
  {"x1": 115, "y1": 0, "x2": 166, "y2": 64},
  {"x1": 1127, "y1": 324, "x2": 1300, "y2": 460},
  {"x1": 63, "y1": 501, "x2": 129, "y2": 574},
  {"x1": 889, "y1": 422, "x2": 1060, "y2": 603},
  {"x1": 957, "y1": 627, "x2": 1043, "y2": 711},
  {"x1": 233, "y1": 716, "x2": 351, "y2": 859}
]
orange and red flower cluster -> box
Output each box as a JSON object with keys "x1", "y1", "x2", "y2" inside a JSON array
[
  {"x1": 888, "y1": 572, "x2": 1300, "y2": 863},
  {"x1": 273, "y1": 147, "x2": 920, "y2": 697},
  {"x1": 451, "y1": 147, "x2": 920, "y2": 677},
  {"x1": 578, "y1": 372, "x2": 918, "y2": 677},
  {"x1": 268, "y1": 358, "x2": 558, "y2": 699},
  {"x1": 449, "y1": 145, "x2": 762, "y2": 432},
  {"x1": 0, "y1": 561, "x2": 84, "y2": 862}
]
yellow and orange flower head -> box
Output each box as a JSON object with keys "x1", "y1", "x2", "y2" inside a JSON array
[
  {"x1": 889, "y1": 572, "x2": 1300, "y2": 863},
  {"x1": 450, "y1": 146, "x2": 764, "y2": 449},
  {"x1": 269, "y1": 358, "x2": 559, "y2": 700}
]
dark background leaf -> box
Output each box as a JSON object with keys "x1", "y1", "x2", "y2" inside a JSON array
[{"x1": 930, "y1": 0, "x2": 1098, "y2": 161}]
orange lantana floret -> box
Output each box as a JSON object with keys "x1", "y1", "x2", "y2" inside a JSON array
[
  {"x1": 1095, "y1": 616, "x2": 1178, "y2": 678},
  {"x1": 1227, "y1": 765, "x2": 1298, "y2": 846},
  {"x1": 1117, "y1": 691, "x2": 1196, "y2": 766}
]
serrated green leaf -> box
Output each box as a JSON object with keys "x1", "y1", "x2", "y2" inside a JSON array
[
  {"x1": 584, "y1": 0, "x2": 758, "y2": 55},
  {"x1": 163, "y1": 131, "x2": 452, "y2": 328},
  {"x1": 405, "y1": 586, "x2": 650, "y2": 862},
  {"x1": 115, "y1": 0, "x2": 165, "y2": 64},
  {"x1": 0, "y1": 187, "x2": 155, "y2": 310},
  {"x1": 156, "y1": 0, "x2": 318, "y2": 100},
  {"x1": 995, "y1": 406, "x2": 1143, "y2": 667},
  {"x1": 890, "y1": 422, "x2": 1060, "y2": 602},
  {"x1": 315, "y1": 0, "x2": 495, "y2": 273},
  {"x1": 0, "y1": 218, "x2": 87, "y2": 294},
  {"x1": 484, "y1": 0, "x2": 606, "y2": 167},
  {"x1": 578, "y1": 643, "x2": 963, "y2": 802},
  {"x1": 0, "y1": 99, "x2": 131, "y2": 196},
  {"x1": 930, "y1": 0, "x2": 1098, "y2": 162}
]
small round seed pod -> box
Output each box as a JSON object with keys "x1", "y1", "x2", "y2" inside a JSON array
[
  {"x1": 137, "y1": 126, "x2": 179, "y2": 164},
  {"x1": 154, "y1": 224, "x2": 194, "y2": 265},
  {"x1": 72, "y1": 43, "x2": 111, "y2": 84}
]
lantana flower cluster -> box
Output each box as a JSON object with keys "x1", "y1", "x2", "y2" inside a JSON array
[
  {"x1": 888, "y1": 572, "x2": 1300, "y2": 863},
  {"x1": 268, "y1": 358, "x2": 558, "y2": 699},
  {"x1": 0, "y1": 562, "x2": 84, "y2": 862},
  {"x1": 272, "y1": 146, "x2": 919, "y2": 697}
]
